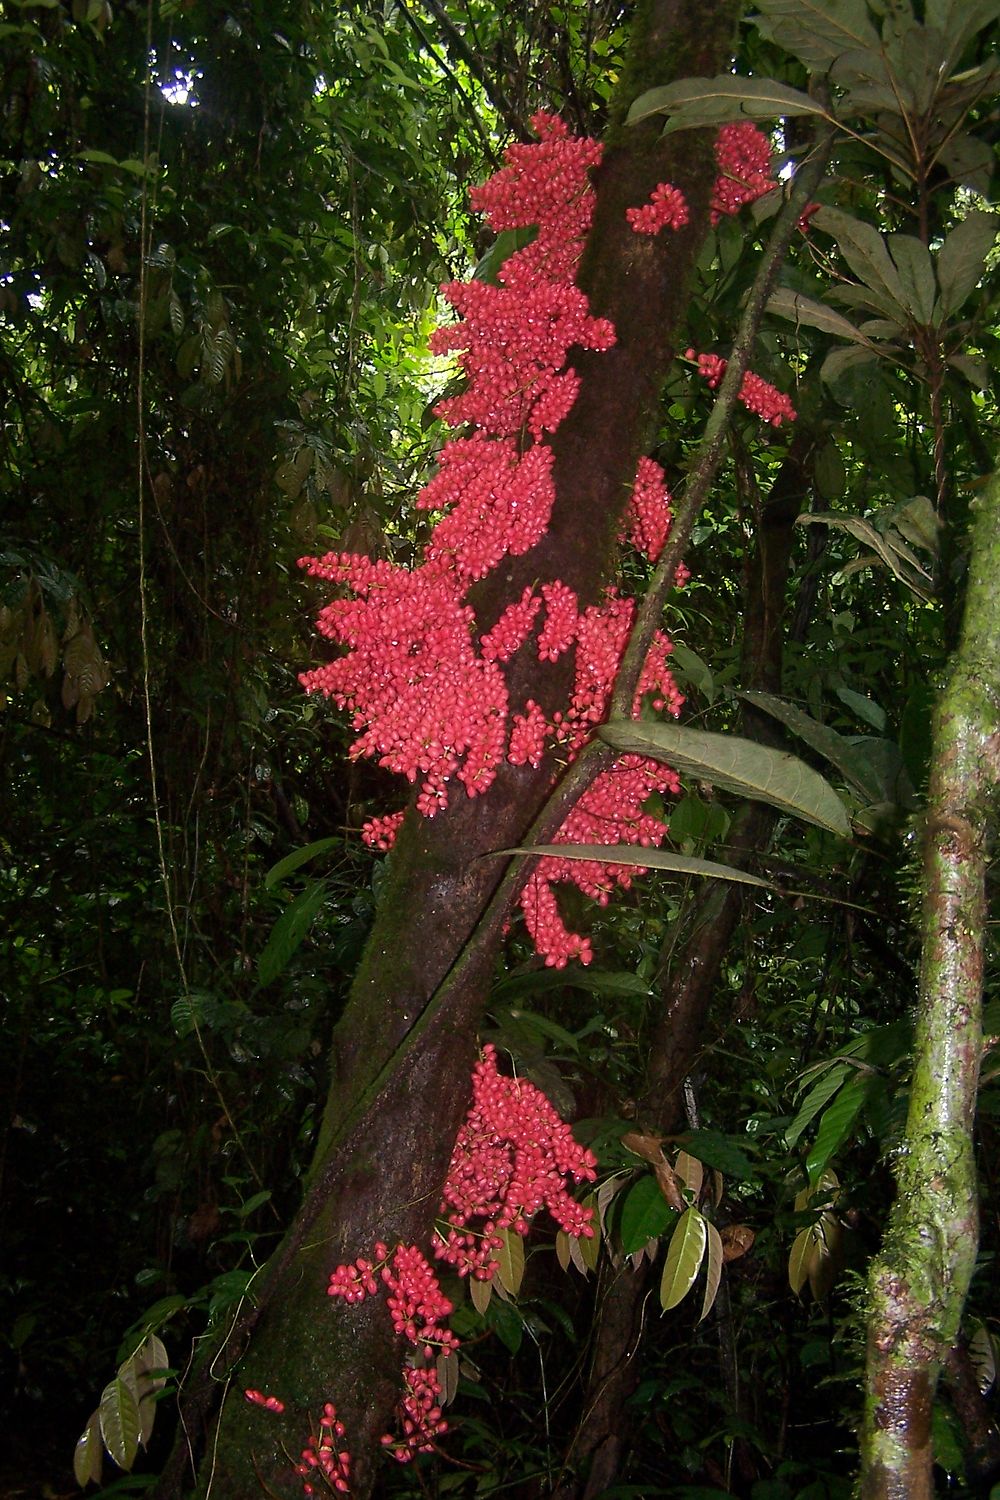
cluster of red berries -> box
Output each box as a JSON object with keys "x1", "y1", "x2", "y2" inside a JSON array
[
  {"x1": 297, "y1": 1403, "x2": 351, "y2": 1495},
  {"x1": 436, "y1": 1044, "x2": 597, "y2": 1273},
  {"x1": 689, "y1": 350, "x2": 797, "y2": 427}
]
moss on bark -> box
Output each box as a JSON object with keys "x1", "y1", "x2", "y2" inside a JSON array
[{"x1": 861, "y1": 468, "x2": 1000, "y2": 1498}]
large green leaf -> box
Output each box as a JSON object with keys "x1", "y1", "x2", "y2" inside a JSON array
[
  {"x1": 505, "y1": 843, "x2": 777, "y2": 890},
  {"x1": 751, "y1": 0, "x2": 881, "y2": 72},
  {"x1": 811, "y1": 207, "x2": 911, "y2": 322},
  {"x1": 806, "y1": 1072, "x2": 873, "y2": 1183},
  {"x1": 264, "y1": 836, "x2": 341, "y2": 890},
  {"x1": 734, "y1": 689, "x2": 895, "y2": 804},
  {"x1": 495, "y1": 1226, "x2": 525, "y2": 1297},
  {"x1": 627, "y1": 75, "x2": 827, "y2": 129},
  {"x1": 257, "y1": 878, "x2": 328, "y2": 988},
  {"x1": 660, "y1": 1207, "x2": 707, "y2": 1311},
  {"x1": 767, "y1": 288, "x2": 873, "y2": 344},
  {"x1": 99, "y1": 1375, "x2": 142, "y2": 1471},
  {"x1": 887, "y1": 235, "x2": 937, "y2": 324},
  {"x1": 598, "y1": 720, "x2": 851, "y2": 837},
  {"x1": 785, "y1": 1062, "x2": 851, "y2": 1149},
  {"x1": 700, "y1": 1221, "x2": 724, "y2": 1323},
  {"x1": 936, "y1": 212, "x2": 1000, "y2": 318},
  {"x1": 620, "y1": 1175, "x2": 677, "y2": 1254},
  {"x1": 74, "y1": 1412, "x2": 104, "y2": 1488}
]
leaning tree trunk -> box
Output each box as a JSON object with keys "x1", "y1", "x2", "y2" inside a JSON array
[
  {"x1": 861, "y1": 467, "x2": 1000, "y2": 1499},
  {"x1": 556, "y1": 424, "x2": 824, "y2": 1499},
  {"x1": 151, "y1": 6, "x2": 746, "y2": 1497}
]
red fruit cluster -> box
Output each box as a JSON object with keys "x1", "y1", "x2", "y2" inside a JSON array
[
  {"x1": 300, "y1": 114, "x2": 698, "y2": 965},
  {"x1": 626, "y1": 180, "x2": 690, "y2": 235},
  {"x1": 327, "y1": 1240, "x2": 456, "y2": 1463},
  {"x1": 689, "y1": 349, "x2": 797, "y2": 428},
  {"x1": 436, "y1": 1044, "x2": 597, "y2": 1276},
  {"x1": 711, "y1": 121, "x2": 776, "y2": 221},
  {"x1": 244, "y1": 1387, "x2": 285, "y2": 1413},
  {"x1": 297, "y1": 1402, "x2": 350, "y2": 1495}
]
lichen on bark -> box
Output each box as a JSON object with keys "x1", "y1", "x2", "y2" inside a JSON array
[{"x1": 861, "y1": 468, "x2": 1000, "y2": 1500}]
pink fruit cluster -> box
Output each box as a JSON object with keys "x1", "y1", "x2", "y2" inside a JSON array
[
  {"x1": 299, "y1": 112, "x2": 691, "y2": 967},
  {"x1": 297, "y1": 1403, "x2": 351, "y2": 1495},
  {"x1": 689, "y1": 349, "x2": 797, "y2": 428},
  {"x1": 711, "y1": 121, "x2": 776, "y2": 221},
  {"x1": 626, "y1": 180, "x2": 690, "y2": 235},
  {"x1": 327, "y1": 1240, "x2": 456, "y2": 1464},
  {"x1": 436, "y1": 1043, "x2": 597, "y2": 1276},
  {"x1": 325, "y1": 1045, "x2": 596, "y2": 1468}
]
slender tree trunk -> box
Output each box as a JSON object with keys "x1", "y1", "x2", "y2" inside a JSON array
[
  {"x1": 861, "y1": 468, "x2": 1000, "y2": 1499},
  {"x1": 152, "y1": 6, "x2": 745, "y2": 1497},
  {"x1": 555, "y1": 427, "x2": 822, "y2": 1498}
]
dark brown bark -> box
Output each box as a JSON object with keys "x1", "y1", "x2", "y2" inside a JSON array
[{"x1": 152, "y1": 6, "x2": 745, "y2": 1498}]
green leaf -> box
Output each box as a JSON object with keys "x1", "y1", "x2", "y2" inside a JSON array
[
  {"x1": 750, "y1": 0, "x2": 881, "y2": 73},
  {"x1": 788, "y1": 1224, "x2": 816, "y2": 1296},
  {"x1": 936, "y1": 212, "x2": 1000, "y2": 318},
  {"x1": 495, "y1": 1226, "x2": 525, "y2": 1297},
  {"x1": 734, "y1": 689, "x2": 894, "y2": 804},
  {"x1": 491, "y1": 969, "x2": 651, "y2": 1003},
  {"x1": 677, "y1": 1129, "x2": 754, "y2": 1181},
  {"x1": 947, "y1": 355, "x2": 990, "y2": 390},
  {"x1": 473, "y1": 225, "x2": 539, "y2": 284},
  {"x1": 699, "y1": 1221, "x2": 724, "y2": 1323},
  {"x1": 257, "y1": 879, "x2": 327, "y2": 988},
  {"x1": 598, "y1": 719, "x2": 851, "y2": 837},
  {"x1": 627, "y1": 75, "x2": 828, "y2": 130},
  {"x1": 670, "y1": 641, "x2": 716, "y2": 703},
  {"x1": 99, "y1": 1376, "x2": 142, "y2": 1471},
  {"x1": 811, "y1": 207, "x2": 911, "y2": 322},
  {"x1": 806, "y1": 1072, "x2": 872, "y2": 1183},
  {"x1": 74, "y1": 1412, "x2": 104, "y2": 1488},
  {"x1": 620, "y1": 1175, "x2": 677, "y2": 1254},
  {"x1": 470, "y1": 1276, "x2": 492, "y2": 1315},
  {"x1": 821, "y1": 345, "x2": 879, "y2": 384},
  {"x1": 766, "y1": 287, "x2": 873, "y2": 344},
  {"x1": 785, "y1": 1062, "x2": 851, "y2": 1149},
  {"x1": 264, "y1": 836, "x2": 340, "y2": 890},
  {"x1": 236, "y1": 1189, "x2": 272, "y2": 1218},
  {"x1": 660, "y1": 1207, "x2": 707, "y2": 1311},
  {"x1": 504, "y1": 842, "x2": 777, "y2": 891},
  {"x1": 834, "y1": 687, "x2": 886, "y2": 732},
  {"x1": 887, "y1": 235, "x2": 937, "y2": 324}
]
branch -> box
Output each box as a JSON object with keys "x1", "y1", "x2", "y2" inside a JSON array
[{"x1": 610, "y1": 121, "x2": 836, "y2": 719}]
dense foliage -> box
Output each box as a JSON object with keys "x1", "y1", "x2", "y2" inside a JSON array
[{"x1": 1, "y1": 0, "x2": 998, "y2": 1496}]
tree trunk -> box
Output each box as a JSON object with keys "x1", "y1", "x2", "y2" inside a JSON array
[
  {"x1": 153, "y1": 5, "x2": 745, "y2": 1496},
  {"x1": 861, "y1": 468, "x2": 1000, "y2": 1499},
  {"x1": 555, "y1": 427, "x2": 823, "y2": 1497}
]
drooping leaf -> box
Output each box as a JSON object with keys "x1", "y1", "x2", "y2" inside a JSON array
[
  {"x1": 627, "y1": 75, "x2": 827, "y2": 130},
  {"x1": 788, "y1": 1226, "x2": 815, "y2": 1296},
  {"x1": 735, "y1": 688, "x2": 895, "y2": 804},
  {"x1": 808, "y1": 1213, "x2": 842, "y2": 1300},
  {"x1": 660, "y1": 1207, "x2": 708, "y2": 1311},
  {"x1": 807, "y1": 1072, "x2": 873, "y2": 1182},
  {"x1": 257, "y1": 878, "x2": 327, "y2": 988},
  {"x1": 766, "y1": 288, "x2": 873, "y2": 344},
  {"x1": 505, "y1": 843, "x2": 778, "y2": 890},
  {"x1": 677, "y1": 1129, "x2": 754, "y2": 1181},
  {"x1": 785, "y1": 1062, "x2": 852, "y2": 1149},
  {"x1": 74, "y1": 1412, "x2": 104, "y2": 1488},
  {"x1": 751, "y1": 0, "x2": 881, "y2": 73},
  {"x1": 99, "y1": 1375, "x2": 142, "y2": 1471},
  {"x1": 936, "y1": 211, "x2": 999, "y2": 317},
  {"x1": 811, "y1": 207, "x2": 911, "y2": 322},
  {"x1": 699, "y1": 1221, "x2": 724, "y2": 1322},
  {"x1": 947, "y1": 354, "x2": 990, "y2": 390},
  {"x1": 674, "y1": 1150, "x2": 704, "y2": 1201},
  {"x1": 470, "y1": 1276, "x2": 493, "y2": 1315},
  {"x1": 887, "y1": 235, "x2": 937, "y2": 324},
  {"x1": 495, "y1": 1227, "x2": 525, "y2": 1297},
  {"x1": 264, "y1": 836, "x2": 341, "y2": 890},
  {"x1": 599, "y1": 719, "x2": 851, "y2": 837}
]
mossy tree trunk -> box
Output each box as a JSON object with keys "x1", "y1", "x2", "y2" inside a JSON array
[
  {"x1": 151, "y1": 5, "x2": 746, "y2": 1497},
  {"x1": 861, "y1": 468, "x2": 1000, "y2": 1500}
]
